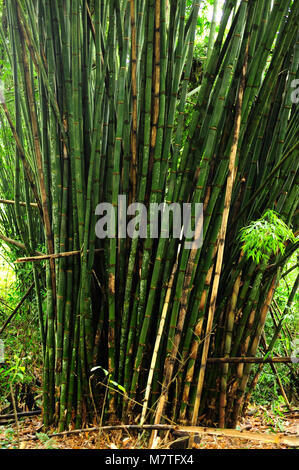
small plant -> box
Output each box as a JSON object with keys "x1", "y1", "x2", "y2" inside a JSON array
[
  {"x1": 90, "y1": 366, "x2": 126, "y2": 395},
  {"x1": 262, "y1": 401, "x2": 286, "y2": 433},
  {"x1": 90, "y1": 366, "x2": 127, "y2": 430},
  {"x1": 36, "y1": 432, "x2": 57, "y2": 449},
  {"x1": 239, "y1": 210, "x2": 295, "y2": 264},
  {"x1": 0, "y1": 355, "x2": 26, "y2": 383},
  {"x1": 0, "y1": 428, "x2": 16, "y2": 449}
]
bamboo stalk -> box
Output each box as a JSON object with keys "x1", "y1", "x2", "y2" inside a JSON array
[
  {"x1": 231, "y1": 275, "x2": 278, "y2": 427},
  {"x1": 16, "y1": 4, "x2": 57, "y2": 310},
  {"x1": 0, "y1": 102, "x2": 43, "y2": 218},
  {"x1": 190, "y1": 32, "x2": 249, "y2": 438},
  {"x1": 1, "y1": 0, "x2": 297, "y2": 433},
  {"x1": 140, "y1": 247, "x2": 180, "y2": 425}
]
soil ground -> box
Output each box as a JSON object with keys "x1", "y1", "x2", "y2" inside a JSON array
[{"x1": 0, "y1": 405, "x2": 298, "y2": 449}]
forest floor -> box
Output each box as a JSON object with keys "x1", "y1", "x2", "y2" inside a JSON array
[{"x1": 0, "y1": 405, "x2": 298, "y2": 450}]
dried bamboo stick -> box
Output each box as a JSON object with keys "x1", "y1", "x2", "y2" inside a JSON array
[
  {"x1": 0, "y1": 410, "x2": 41, "y2": 421},
  {"x1": 178, "y1": 426, "x2": 299, "y2": 447},
  {"x1": 0, "y1": 198, "x2": 38, "y2": 207},
  {"x1": 0, "y1": 231, "x2": 42, "y2": 255},
  {"x1": 207, "y1": 357, "x2": 293, "y2": 364},
  {"x1": 19, "y1": 423, "x2": 299, "y2": 448},
  {"x1": 16, "y1": 248, "x2": 104, "y2": 263}
]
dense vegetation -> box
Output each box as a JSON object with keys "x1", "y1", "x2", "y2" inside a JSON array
[{"x1": 0, "y1": 0, "x2": 298, "y2": 438}]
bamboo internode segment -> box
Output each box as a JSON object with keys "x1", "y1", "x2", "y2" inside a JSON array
[
  {"x1": 207, "y1": 357, "x2": 294, "y2": 364},
  {"x1": 16, "y1": 249, "x2": 104, "y2": 263}
]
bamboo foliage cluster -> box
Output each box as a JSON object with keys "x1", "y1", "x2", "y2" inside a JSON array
[{"x1": 0, "y1": 0, "x2": 298, "y2": 431}]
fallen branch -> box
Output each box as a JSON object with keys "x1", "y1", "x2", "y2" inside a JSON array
[
  {"x1": 207, "y1": 357, "x2": 293, "y2": 364},
  {"x1": 178, "y1": 426, "x2": 299, "y2": 447},
  {"x1": 19, "y1": 424, "x2": 299, "y2": 447},
  {"x1": 21, "y1": 424, "x2": 173, "y2": 441},
  {"x1": 0, "y1": 410, "x2": 42, "y2": 421},
  {"x1": 0, "y1": 419, "x2": 15, "y2": 426}
]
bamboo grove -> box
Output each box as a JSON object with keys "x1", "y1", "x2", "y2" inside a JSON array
[{"x1": 0, "y1": 0, "x2": 298, "y2": 433}]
